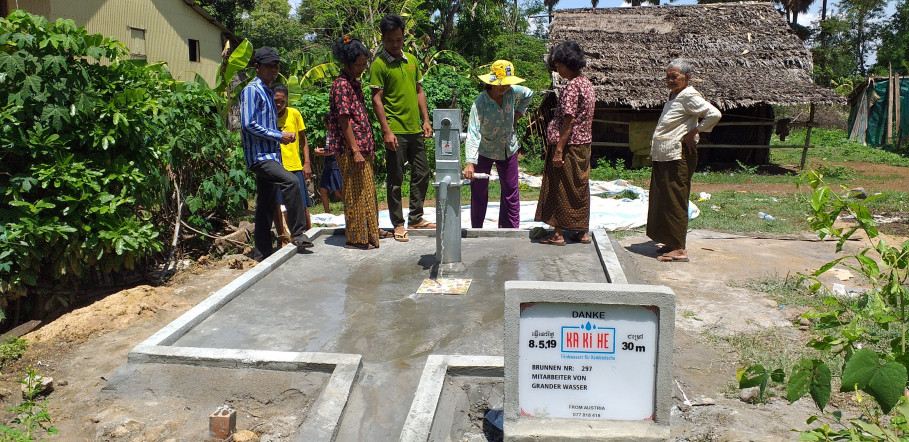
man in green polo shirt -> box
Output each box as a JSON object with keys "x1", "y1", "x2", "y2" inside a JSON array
[{"x1": 370, "y1": 13, "x2": 434, "y2": 242}]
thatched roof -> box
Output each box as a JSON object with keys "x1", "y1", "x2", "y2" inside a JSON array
[{"x1": 549, "y1": 3, "x2": 843, "y2": 109}]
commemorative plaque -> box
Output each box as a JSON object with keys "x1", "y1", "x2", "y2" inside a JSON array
[
  {"x1": 504, "y1": 281, "x2": 675, "y2": 441},
  {"x1": 518, "y1": 303, "x2": 658, "y2": 420}
]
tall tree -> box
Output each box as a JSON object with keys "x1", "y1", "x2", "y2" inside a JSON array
[
  {"x1": 545, "y1": 0, "x2": 558, "y2": 22},
  {"x1": 838, "y1": 0, "x2": 886, "y2": 76},
  {"x1": 592, "y1": 0, "x2": 600, "y2": 8},
  {"x1": 812, "y1": 14, "x2": 861, "y2": 84},
  {"x1": 875, "y1": 0, "x2": 909, "y2": 74},
  {"x1": 297, "y1": 0, "x2": 411, "y2": 49},
  {"x1": 237, "y1": 0, "x2": 310, "y2": 58},
  {"x1": 194, "y1": 0, "x2": 256, "y2": 33}
]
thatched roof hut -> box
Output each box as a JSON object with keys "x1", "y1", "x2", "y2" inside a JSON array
[
  {"x1": 549, "y1": 2, "x2": 841, "y2": 109},
  {"x1": 536, "y1": 3, "x2": 843, "y2": 167}
]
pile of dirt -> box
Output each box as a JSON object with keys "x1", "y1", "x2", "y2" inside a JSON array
[{"x1": 27, "y1": 285, "x2": 186, "y2": 347}]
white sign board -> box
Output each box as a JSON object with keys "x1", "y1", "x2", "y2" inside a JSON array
[{"x1": 518, "y1": 303, "x2": 658, "y2": 420}]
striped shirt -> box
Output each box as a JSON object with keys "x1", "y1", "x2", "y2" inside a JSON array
[{"x1": 240, "y1": 77, "x2": 282, "y2": 168}]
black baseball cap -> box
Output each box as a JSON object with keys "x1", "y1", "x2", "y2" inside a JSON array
[{"x1": 253, "y1": 47, "x2": 280, "y2": 65}]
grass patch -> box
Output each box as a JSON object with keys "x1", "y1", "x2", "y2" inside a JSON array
[
  {"x1": 590, "y1": 158, "x2": 652, "y2": 182},
  {"x1": 863, "y1": 191, "x2": 909, "y2": 213},
  {"x1": 519, "y1": 154, "x2": 544, "y2": 176},
  {"x1": 0, "y1": 336, "x2": 28, "y2": 370},
  {"x1": 704, "y1": 328, "x2": 841, "y2": 399},
  {"x1": 731, "y1": 275, "x2": 820, "y2": 309},
  {"x1": 688, "y1": 190, "x2": 811, "y2": 234},
  {"x1": 771, "y1": 128, "x2": 909, "y2": 167}
]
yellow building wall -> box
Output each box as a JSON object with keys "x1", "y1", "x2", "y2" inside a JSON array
[{"x1": 9, "y1": 0, "x2": 224, "y2": 85}]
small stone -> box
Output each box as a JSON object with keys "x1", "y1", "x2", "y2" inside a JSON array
[
  {"x1": 677, "y1": 403, "x2": 692, "y2": 412},
  {"x1": 799, "y1": 317, "x2": 811, "y2": 327},
  {"x1": 849, "y1": 187, "x2": 868, "y2": 200},
  {"x1": 21, "y1": 375, "x2": 53, "y2": 396},
  {"x1": 57, "y1": 380, "x2": 68, "y2": 386},
  {"x1": 739, "y1": 387, "x2": 760, "y2": 403},
  {"x1": 233, "y1": 430, "x2": 259, "y2": 442}
]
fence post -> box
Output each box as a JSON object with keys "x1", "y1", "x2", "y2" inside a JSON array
[{"x1": 800, "y1": 103, "x2": 815, "y2": 170}]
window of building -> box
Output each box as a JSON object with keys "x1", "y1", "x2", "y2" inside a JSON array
[
  {"x1": 129, "y1": 27, "x2": 146, "y2": 59},
  {"x1": 189, "y1": 39, "x2": 200, "y2": 62}
]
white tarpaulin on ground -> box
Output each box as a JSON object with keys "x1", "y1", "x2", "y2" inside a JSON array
[{"x1": 309, "y1": 177, "x2": 699, "y2": 232}]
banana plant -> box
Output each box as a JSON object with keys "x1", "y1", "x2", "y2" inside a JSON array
[{"x1": 214, "y1": 39, "x2": 255, "y2": 122}]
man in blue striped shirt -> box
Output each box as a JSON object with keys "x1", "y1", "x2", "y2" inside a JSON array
[{"x1": 241, "y1": 47, "x2": 311, "y2": 260}]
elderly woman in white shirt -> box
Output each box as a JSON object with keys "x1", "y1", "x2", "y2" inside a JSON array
[
  {"x1": 462, "y1": 60, "x2": 533, "y2": 228},
  {"x1": 647, "y1": 59, "x2": 721, "y2": 262}
]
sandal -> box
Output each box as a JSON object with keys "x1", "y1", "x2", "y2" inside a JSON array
[
  {"x1": 409, "y1": 219, "x2": 436, "y2": 229},
  {"x1": 344, "y1": 243, "x2": 375, "y2": 250},
  {"x1": 539, "y1": 235, "x2": 566, "y2": 246},
  {"x1": 394, "y1": 231, "x2": 410, "y2": 242},
  {"x1": 379, "y1": 229, "x2": 395, "y2": 239},
  {"x1": 658, "y1": 253, "x2": 689, "y2": 262},
  {"x1": 571, "y1": 232, "x2": 591, "y2": 244}
]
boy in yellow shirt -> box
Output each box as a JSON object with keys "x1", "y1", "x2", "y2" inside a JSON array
[{"x1": 273, "y1": 83, "x2": 313, "y2": 247}]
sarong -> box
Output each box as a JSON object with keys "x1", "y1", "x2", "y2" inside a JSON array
[
  {"x1": 338, "y1": 155, "x2": 379, "y2": 248},
  {"x1": 647, "y1": 147, "x2": 697, "y2": 249},
  {"x1": 534, "y1": 143, "x2": 591, "y2": 230}
]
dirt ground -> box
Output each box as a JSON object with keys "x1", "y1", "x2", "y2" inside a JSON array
[{"x1": 1, "y1": 161, "x2": 907, "y2": 441}]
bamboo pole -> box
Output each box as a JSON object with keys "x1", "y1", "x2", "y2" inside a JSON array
[
  {"x1": 887, "y1": 64, "x2": 894, "y2": 144},
  {"x1": 800, "y1": 104, "x2": 815, "y2": 170}
]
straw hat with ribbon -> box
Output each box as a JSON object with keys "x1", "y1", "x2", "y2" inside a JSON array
[{"x1": 480, "y1": 60, "x2": 525, "y2": 86}]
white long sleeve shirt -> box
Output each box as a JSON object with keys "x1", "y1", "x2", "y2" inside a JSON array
[{"x1": 650, "y1": 86, "x2": 722, "y2": 162}]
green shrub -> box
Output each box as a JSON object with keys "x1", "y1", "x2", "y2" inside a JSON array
[{"x1": 0, "y1": 11, "x2": 247, "y2": 309}]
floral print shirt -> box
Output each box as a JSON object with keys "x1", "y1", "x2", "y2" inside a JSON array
[
  {"x1": 328, "y1": 71, "x2": 375, "y2": 157},
  {"x1": 464, "y1": 85, "x2": 533, "y2": 164},
  {"x1": 547, "y1": 75, "x2": 595, "y2": 146}
]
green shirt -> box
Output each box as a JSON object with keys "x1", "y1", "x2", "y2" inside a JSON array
[{"x1": 369, "y1": 49, "x2": 423, "y2": 134}]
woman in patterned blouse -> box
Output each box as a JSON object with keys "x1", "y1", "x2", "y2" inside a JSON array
[
  {"x1": 327, "y1": 36, "x2": 379, "y2": 250},
  {"x1": 535, "y1": 41, "x2": 596, "y2": 246},
  {"x1": 462, "y1": 60, "x2": 533, "y2": 228}
]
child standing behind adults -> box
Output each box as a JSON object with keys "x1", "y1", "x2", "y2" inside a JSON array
[
  {"x1": 328, "y1": 36, "x2": 379, "y2": 250},
  {"x1": 314, "y1": 114, "x2": 343, "y2": 214},
  {"x1": 272, "y1": 83, "x2": 313, "y2": 247},
  {"x1": 462, "y1": 60, "x2": 533, "y2": 228}
]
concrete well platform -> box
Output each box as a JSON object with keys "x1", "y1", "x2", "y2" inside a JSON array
[{"x1": 129, "y1": 230, "x2": 617, "y2": 441}]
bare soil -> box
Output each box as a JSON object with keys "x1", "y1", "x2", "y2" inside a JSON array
[{"x1": 1, "y1": 161, "x2": 908, "y2": 440}]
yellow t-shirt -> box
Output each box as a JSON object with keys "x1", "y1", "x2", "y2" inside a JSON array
[{"x1": 278, "y1": 107, "x2": 306, "y2": 171}]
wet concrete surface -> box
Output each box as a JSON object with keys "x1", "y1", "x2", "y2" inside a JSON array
[{"x1": 173, "y1": 233, "x2": 607, "y2": 440}]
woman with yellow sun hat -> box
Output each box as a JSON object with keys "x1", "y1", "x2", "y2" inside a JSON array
[{"x1": 462, "y1": 60, "x2": 533, "y2": 228}]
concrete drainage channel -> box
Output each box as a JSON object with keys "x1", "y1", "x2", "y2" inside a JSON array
[{"x1": 126, "y1": 227, "x2": 628, "y2": 441}]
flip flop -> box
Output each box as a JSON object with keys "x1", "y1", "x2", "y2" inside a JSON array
[
  {"x1": 394, "y1": 231, "x2": 410, "y2": 242},
  {"x1": 379, "y1": 229, "x2": 395, "y2": 239},
  {"x1": 292, "y1": 235, "x2": 314, "y2": 249},
  {"x1": 658, "y1": 253, "x2": 689, "y2": 262},
  {"x1": 409, "y1": 220, "x2": 436, "y2": 229},
  {"x1": 571, "y1": 232, "x2": 591, "y2": 244},
  {"x1": 540, "y1": 236, "x2": 566, "y2": 246}
]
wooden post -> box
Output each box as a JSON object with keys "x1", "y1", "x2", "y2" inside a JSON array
[
  {"x1": 893, "y1": 74, "x2": 903, "y2": 145},
  {"x1": 800, "y1": 103, "x2": 815, "y2": 170}
]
